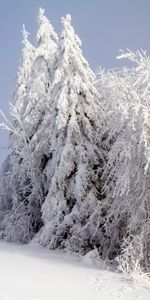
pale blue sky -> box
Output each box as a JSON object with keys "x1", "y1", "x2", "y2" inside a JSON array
[{"x1": 0, "y1": 0, "x2": 150, "y2": 163}]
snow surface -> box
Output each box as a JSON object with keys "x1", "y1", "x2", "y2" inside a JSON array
[{"x1": 0, "y1": 242, "x2": 150, "y2": 300}]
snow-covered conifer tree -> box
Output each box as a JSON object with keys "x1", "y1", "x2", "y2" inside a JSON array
[
  {"x1": 2, "y1": 8, "x2": 58, "y2": 243},
  {"x1": 23, "y1": 7, "x2": 58, "y2": 138},
  {"x1": 35, "y1": 15, "x2": 105, "y2": 254},
  {"x1": 0, "y1": 26, "x2": 36, "y2": 241}
]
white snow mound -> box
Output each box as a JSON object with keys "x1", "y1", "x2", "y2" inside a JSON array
[{"x1": 0, "y1": 241, "x2": 150, "y2": 300}]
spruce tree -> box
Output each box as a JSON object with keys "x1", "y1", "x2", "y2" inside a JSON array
[
  {"x1": 2, "y1": 8, "x2": 58, "y2": 243},
  {"x1": 36, "y1": 15, "x2": 104, "y2": 254},
  {"x1": 23, "y1": 7, "x2": 58, "y2": 139},
  {"x1": 0, "y1": 26, "x2": 35, "y2": 242}
]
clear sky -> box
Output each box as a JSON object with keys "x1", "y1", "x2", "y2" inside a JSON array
[{"x1": 0, "y1": 0, "x2": 150, "y2": 164}]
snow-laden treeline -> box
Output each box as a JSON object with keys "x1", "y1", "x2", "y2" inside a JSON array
[{"x1": 0, "y1": 8, "x2": 149, "y2": 277}]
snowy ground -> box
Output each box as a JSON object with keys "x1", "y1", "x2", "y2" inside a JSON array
[{"x1": 0, "y1": 241, "x2": 150, "y2": 300}]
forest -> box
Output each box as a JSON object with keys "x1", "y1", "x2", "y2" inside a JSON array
[{"x1": 0, "y1": 8, "x2": 150, "y2": 278}]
